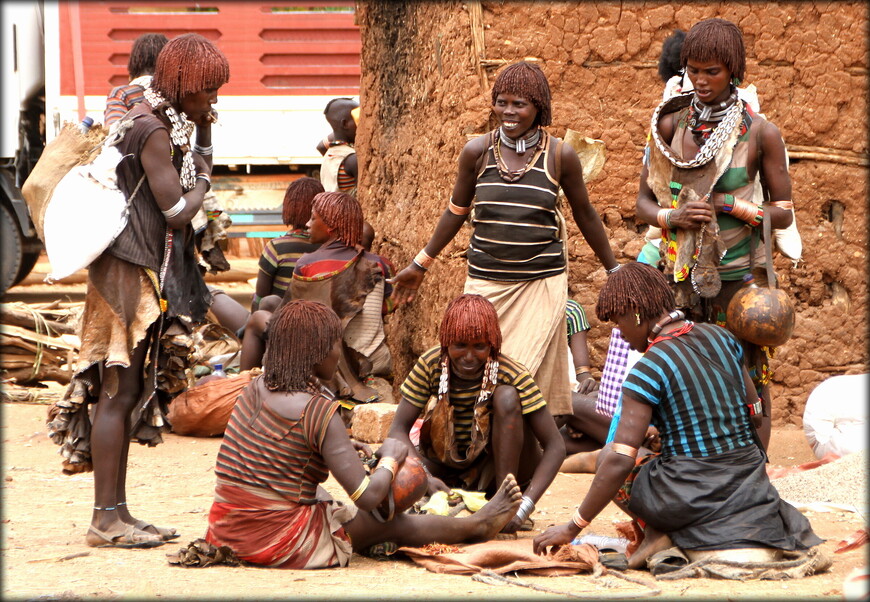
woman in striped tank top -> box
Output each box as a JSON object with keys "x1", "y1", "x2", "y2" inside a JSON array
[{"x1": 391, "y1": 62, "x2": 618, "y2": 421}]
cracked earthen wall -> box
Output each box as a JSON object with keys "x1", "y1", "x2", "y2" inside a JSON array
[{"x1": 355, "y1": 1, "x2": 869, "y2": 425}]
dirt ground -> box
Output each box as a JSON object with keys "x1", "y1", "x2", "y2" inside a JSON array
[{"x1": 2, "y1": 399, "x2": 866, "y2": 601}]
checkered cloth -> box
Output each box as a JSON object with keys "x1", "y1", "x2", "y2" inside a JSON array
[{"x1": 596, "y1": 328, "x2": 637, "y2": 417}]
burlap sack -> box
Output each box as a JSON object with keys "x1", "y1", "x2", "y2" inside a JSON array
[
  {"x1": 21, "y1": 122, "x2": 107, "y2": 241},
  {"x1": 167, "y1": 370, "x2": 257, "y2": 437}
]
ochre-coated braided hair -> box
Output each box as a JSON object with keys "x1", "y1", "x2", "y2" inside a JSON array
[
  {"x1": 596, "y1": 262, "x2": 676, "y2": 324},
  {"x1": 263, "y1": 300, "x2": 342, "y2": 391},
  {"x1": 311, "y1": 191, "x2": 363, "y2": 246},
  {"x1": 491, "y1": 61, "x2": 552, "y2": 127},
  {"x1": 283, "y1": 177, "x2": 324, "y2": 228},
  {"x1": 151, "y1": 33, "x2": 230, "y2": 104},
  {"x1": 680, "y1": 18, "x2": 746, "y2": 83},
  {"x1": 128, "y1": 33, "x2": 168, "y2": 80},
  {"x1": 439, "y1": 294, "x2": 502, "y2": 359}
]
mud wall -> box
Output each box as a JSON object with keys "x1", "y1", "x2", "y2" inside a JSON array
[{"x1": 355, "y1": 1, "x2": 869, "y2": 425}]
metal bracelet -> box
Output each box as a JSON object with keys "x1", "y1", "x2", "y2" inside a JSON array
[
  {"x1": 193, "y1": 143, "x2": 213, "y2": 156},
  {"x1": 161, "y1": 197, "x2": 186, "y2": 219},
  {"x1": 515, "y1": 495, "x2": 535, "y2": 523},
  {"x1": 606, "y1": 264, "x2": 622, "y2": 274}
]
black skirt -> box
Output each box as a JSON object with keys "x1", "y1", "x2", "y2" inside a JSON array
[{"x1": 627, "y1": 444, "x2": 823, "y2": 551}]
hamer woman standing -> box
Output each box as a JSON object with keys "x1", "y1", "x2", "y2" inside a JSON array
[
  {"x1": 48, "y1": 34, "x2": 230, "y2": 548},
  {"x1": 391, "y1": 61, "x2": 618, "y2": 422}
]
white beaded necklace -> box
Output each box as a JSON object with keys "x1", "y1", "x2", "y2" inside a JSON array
[{"x1": 144, "y1": 87, "x2": 196, "y2": 191}]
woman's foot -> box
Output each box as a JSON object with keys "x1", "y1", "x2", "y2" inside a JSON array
[
  {"x1": 86, "y1": 519, "x2": 164, "y2": 549},
  {"x1": 116, "y1": 505, "x2": 179, "y2": 540},
  {"x1": 469, "y1": 473, "x2": 522, "y2": 541},
  {"x1": 627, "y1": 526, "x2": 673, "y2": 569}
]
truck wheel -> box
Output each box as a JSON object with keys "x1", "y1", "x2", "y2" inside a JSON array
[
  {"x1": 14, "y1": 251, "x2": 40, "y2": 286},
  {"x1": 1, "y1": 202, "x2": 24, "y2": 296}
]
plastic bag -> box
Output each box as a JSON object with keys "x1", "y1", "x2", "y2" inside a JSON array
[{"x1": 803, "y1": 373, "x2": 869, "y2": 459}]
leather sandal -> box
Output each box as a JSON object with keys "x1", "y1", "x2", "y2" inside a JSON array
[
  {"x1": 647, "y1": 546, "x2": 689, "y2": 576},
  {"x1": 133, "y1": 519, "x2": 180, "y2": 541},
  {"x1": 86, "y1": 524, "x2": 165, "y2": 549}
]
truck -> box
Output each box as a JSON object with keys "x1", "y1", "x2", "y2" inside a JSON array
[{"x1": 1, "y1": 0, "x2": 360, "y2": 294}]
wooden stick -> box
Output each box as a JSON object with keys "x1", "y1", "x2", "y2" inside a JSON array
[
  {"x1": 0, "y1": 306, "x2": 76, "y2": 335},
  {"x1": 787, "y1": 150, "x2": 868, "y2": 166},
  {"x1": 467, "y1": 0, "x2": 488, "y2": 92}
]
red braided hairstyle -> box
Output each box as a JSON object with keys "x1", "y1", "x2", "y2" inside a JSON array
[
  {"x1": 151, "y1": 33, "x2": 230, "y2": 104},
  {"x1": 263, "y1": 300, "x2": 342, "y2": 391},
  {"x1": 283, "y1": 177, "x2": 324, "y2": 228},
  {"x1": 311, "y1": 191, "x2": 363, "y2": 246},
  {"x1": 681, "y1": 18, "x2": 746, "y2": 83},
  {"x1": 596, "y1": 262, "x2": 676, "y2": 324},
  {"x1": 439, "y1": 294, "x2": 502, "y2": 359},
  {"x1": 491, "y1": 61, "x2": 552, "y2": 127}
]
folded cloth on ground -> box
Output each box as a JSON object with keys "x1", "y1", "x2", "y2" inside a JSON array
[{"x1": 398, "y1": 538, "x2": 599, "y2": 576}]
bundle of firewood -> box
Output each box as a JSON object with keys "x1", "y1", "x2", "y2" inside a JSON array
[{"x1": 0, "y1": 301, "x2": 83, "y2": 385}]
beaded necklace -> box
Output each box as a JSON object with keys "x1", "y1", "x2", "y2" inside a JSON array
[
  {"x1": 143, "y1": 87, "x2": 196, "y2": 192},
  {"x1": 492, "y1": 129, "x2": 544, "y2": 183},
  {"x1": 645, "y1": 310, "x2": 694, "y2": 350},
  {"x1": 438, "y1": 355, "x2": 499, "y2": 410},
  {"x1": 687, "y1": 91, "x2": 738, "y2": 147}
]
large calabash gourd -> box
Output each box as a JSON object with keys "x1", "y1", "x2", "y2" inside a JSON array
[
  {"x1": 725, "y1": 275, "x2": 795, "y2": 347},
  {"x1": 375, "y1": 456, "x2": 428, "y2": 521}
]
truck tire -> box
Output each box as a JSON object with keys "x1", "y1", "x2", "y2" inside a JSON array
[
  {"x1": 14, "y1": 251, "x2": 40, "y2": 286},
  {"x1": 1, "y1": 202, "x2": 25, "y2": 295}
]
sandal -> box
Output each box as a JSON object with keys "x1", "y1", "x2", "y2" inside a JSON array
[
  {"x1": 598, "y1": 549, "x2": 629, "y2": 571},
  {"x1": 134, "y1": 519, "x2": 180, "y2": 541},
  {"x1": 647, "y1": 546, "x2": 689, "y2": 576},
  {"x1": 86, "y1": 524, "x2": 165, "y2": 549},
  {"x1": 364, "y1": 541, "x2": 398, "y2": 560}
]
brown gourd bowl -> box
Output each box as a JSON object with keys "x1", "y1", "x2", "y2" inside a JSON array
[{"x1": 376, "y1": 456, "x2": 428, "y2": 521}]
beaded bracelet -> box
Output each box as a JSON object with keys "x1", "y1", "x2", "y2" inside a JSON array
[{"x1": 572, "y1": 507, "x2": 590, "y2": 529}]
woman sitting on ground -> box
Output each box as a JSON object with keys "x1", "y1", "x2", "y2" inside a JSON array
[
  {"x1": 206, "y1": 300, "x2": 522, "y2": 568},
  {"x1": 252, "y1": 177, "x2": 324, "y2": 309},
  {"x1": 388, "y1": 293, "x2": 565, "y2": 535},
  {"x1": 533, "y1": 262, "x2": 821, "y2": 569}
]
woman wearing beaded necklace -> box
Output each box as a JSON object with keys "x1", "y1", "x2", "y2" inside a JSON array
[
  {"x1": 636, "y1": 19, "x2": 795, "y2": 450},
  {"x1": 390, "y1": 61, "x2": 618, "y2": 426},
  {"x1": 388, "y1": 294, "x2": 565, "y2": 534},
  {"x1": 533, "y1": 262, "x2": 821, "y2": 571},
  {"x1": 47, "y1": 33, "x2": 229, "y2": 548}
]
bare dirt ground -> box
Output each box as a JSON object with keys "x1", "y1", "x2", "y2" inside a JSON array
[{"x1": 2, "y1": 399, "x2": 865, "y2": 601}]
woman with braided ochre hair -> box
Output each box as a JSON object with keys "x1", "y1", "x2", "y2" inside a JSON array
[
  {"x1": 205, "y1": 300, "x2": 524, "y2": 568},
  {"x1": 47, "y1": 33, "x2": 229, "y2": 548},
  {"x1": 390, "y1": 61, "x2": 618, "y2": 425},
  {"x1": 388, "y1": 294, "x2": 565, "y2": 534},
  {"x1": 636, "y1": 18, "x2": 795, "y2": 450},
  {"x1": 533, "y1": 262, "x2": 822, "y2": 572},
  {"x1": 252, "y1": 176, "x2": 324, "y2": 307}
]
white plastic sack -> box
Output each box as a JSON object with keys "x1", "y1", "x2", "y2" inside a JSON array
[
  {"x1": 43, "y1": 144, "x2": 129, "y2": 282},
  {"x1": 803, "y1": 373, "x2": 868, "y2": 459}
]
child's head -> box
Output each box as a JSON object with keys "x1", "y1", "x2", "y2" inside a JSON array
[
  {"x1": 310, "y1": 191, "x2": 364, "y2": 247},
  {"x1": 361, "y1": 221, "x2": 375, "y2": 251},
  {"x1": 439, "y1": 294, "x2": 502, "y2": 361},
  {"x1": 263, "y1": 300, "x2": 342, "y2": 391},
  {"x1": 128, "y1": 33, "x2": 168, "y2": 80},
  {"x1": 680, "y1": 18, "x2": 746, "y2": 83},
  {"x1": 324, "y1": 97, "x2": 359, "y2": 141},
  {"x1": 658, "y1": 29, "x2": 686, "y2": 83},
  {"x1": 283, "y1": 177, "x2": 324, "y2": 229}
]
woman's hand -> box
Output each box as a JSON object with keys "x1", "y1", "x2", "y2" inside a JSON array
[
  {"x1": 375, "y1": 437, "x2": 409, "y2": 464},
  {"x1": 426, "y1": 475, "x2": 451, "y2": 496},
  {"x1": 576, "y1": 372, "x2": 599, "y2": 395},
  {"x1": 642, "y1": 426, "x2": 661, "y2": 453},
  {"x1": 668, "y1": 200, "x2": 713, "y2": 230},
  {"x1": 388, "y1": 264, "x2": 426, "y2": 306},
  {"x1": 532, "y1": 522, "x2": 580, "y2": 556},
  {"x1": 193, "y1": 108, "x2": 218, "y2": 128},
  {"x1": 350, "y1": 438, "x2": 373, "y2": 459}
]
